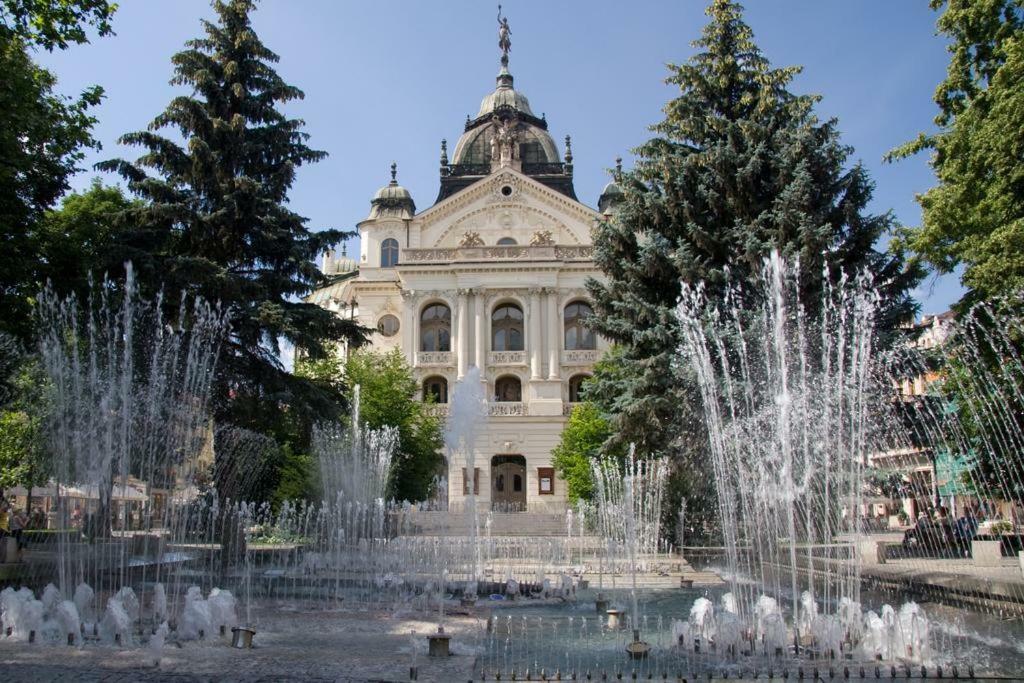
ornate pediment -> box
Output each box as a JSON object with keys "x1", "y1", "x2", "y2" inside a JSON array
[{"x1": 415, "y1": 168, "x2": 599, "y2": 249}]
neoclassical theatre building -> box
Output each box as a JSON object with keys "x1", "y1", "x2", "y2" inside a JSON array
[{"x1": 309, "y1": 35, "x2": 623, "y2": 512}]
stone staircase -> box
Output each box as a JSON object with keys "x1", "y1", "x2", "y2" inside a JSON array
[{"x1": 400, "y1": 511, "x2": 573, "y2": 537}]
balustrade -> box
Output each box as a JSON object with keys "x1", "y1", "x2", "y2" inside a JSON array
[
  {"x1": 488, "y1": 350, "x2": 527, "y2": 366},
  {"x1": 416, "y1": 351, "x2": 454, "y2": 366},
  {"x1": 489, "y1": 402, "x2": 525, "y2": 417},
  {"x1": 561, "y1": 349, "x2": 600, "y2": 365}
]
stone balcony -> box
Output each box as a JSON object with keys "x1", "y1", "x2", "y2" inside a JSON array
[
  {"x1": 401, "y1": 244, "x2": 593, "y2": 265},
  {"x1": 423, "y1": 404, "x2": 449, "y2": 417},
  {"x1": 489, "y1": 402, "x2": 526, "y2": 417},
  {"x1": 423, "y1": 402, "x2": 525, "y2": 418},
  {"x1": 416, "y1": 351, "x2": 454, "y2": 367},
  {"x1": 488, "y1": 350, "x2": 527, "y2": 366},
  {"x1": 561, "y1": 349, "x2": 600, "y2": 365}
]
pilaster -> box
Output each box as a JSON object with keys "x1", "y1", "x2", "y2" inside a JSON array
[{"x1": 529, "y1": 287, "x2": 543, "y2": 379}]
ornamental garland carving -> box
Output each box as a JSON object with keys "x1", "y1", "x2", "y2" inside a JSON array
[
  {"x1": 417, "y1": 351, "x2": 454, "y2": 365},
  {"x1": 488, "y1": 350, "x2": 527, "y2": 365},
  {"x1": 489, "y1": 402, "x2": 526, "y2": 417},
  {"x1": 396, "y1": 245, "x2": 594, "y2": 263}
]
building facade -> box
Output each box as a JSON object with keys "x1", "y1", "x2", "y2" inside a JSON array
[{"x1": 309, "y1": 35, "x2": 622, "y2": 512}]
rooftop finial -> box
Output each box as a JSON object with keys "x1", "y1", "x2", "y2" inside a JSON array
[
  {"x1": 498, "y1": 5, "x2": 511, "y2": 67},
  {"x1": 564, "y1": 135, "x2": 573, "y2": 164},
  {"x1": 390, "y1": 162, "x2": 397, "y2": 184},
  {"x1": 615, "y1": 156, "x2": 623, "y2": 180}
]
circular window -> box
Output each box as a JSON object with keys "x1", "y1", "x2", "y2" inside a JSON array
[
  {"x1": 501, "y1": 185, "x2": 513, "y2": 197},
  {"x1": 376, "y1": 315, "x2": 400, "y2": 337}
]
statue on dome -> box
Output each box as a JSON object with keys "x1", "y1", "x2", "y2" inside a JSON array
[
  {"x1": 490, "y1": 115, "x2": 519, "y2": 168},
  {"x1": 497, "y1": 6, "x2": 511, "y2": 59}
]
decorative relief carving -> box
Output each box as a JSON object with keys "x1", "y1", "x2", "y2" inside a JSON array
[
  {"x1": 488, "y1": 350, "x2": 526, "y2": 366},
  {"x1": 562, "y1": 349, "x2": 600, "y2": 364},
  {"x1": 458, "y1": 231, "x2": 485, "y2": 247},
  {"x1": 489, "y1": 402, "x2": 526, "y2": 417},
  {"x1": 403, "y1": 248, "x2": 456, "y2": 262},
  {"x1": 483, "y1": 246, "x2": 529, "y2": 259},
  {"x1": 487, "y1": 176, "x2": 522, "y2": 203},
  {"x1": 529, "y1": 229, "x2": 555, "y2": 246},
  {"x1": 417, "y1": 351, "x2": 454, "y2": 366},
  {"x1": 398, "y1": 245, "x2": 593, "y2": 263},
  {"x1": 554, "y1": 246, "x2": 593, "y2": 260},
  {"x1": 423, "y1": 404, "x2": 449, "y2": 417}
]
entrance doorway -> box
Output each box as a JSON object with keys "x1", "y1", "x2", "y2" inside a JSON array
[{"x1": 491, "y1": 455, "x2": 527, "y2": 512}]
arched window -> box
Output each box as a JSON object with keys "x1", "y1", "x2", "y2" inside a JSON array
[
  {"x1": 495, "y1": 375, "x2": 521, "y2": 402},
  {"x1": 380, "y1": 238, "x2": 399, "y2": 267},
  {"x1": 376, "y1": 314, "x2": 400, "y2": 337},
  {"x1": 420, "y1": 304, "x2": 451, "y2": 352},
  {"x1": 564, "y1": 301, "x2": 596, "y2": 350},
  {"x1": 423, "y1": 376, "x2": 448, "y2": 403},
  {"x1": 492, "y1": 303, "x2": 524, "y2": 351},
  {"x1": 568, "y1": 374, "x2": 589, "y2": 403},
  {"x1": 513, "y1": 474, "x2": 523, "y2": 492},
  {"x1": 497, "y1": 237, "x2": 517, "y2": 246}
]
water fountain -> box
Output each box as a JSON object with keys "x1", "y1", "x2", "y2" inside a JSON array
[{"x1": 7, "y1": 255, "x2": 1024, "y2": 680}]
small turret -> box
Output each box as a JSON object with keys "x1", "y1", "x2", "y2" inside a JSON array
[
  {"x1": 598, "y1": 157, "x2": 625, "y2": 215},
  {"x1": 368, "y1": 162, "x2": 415, "y2": 220}
]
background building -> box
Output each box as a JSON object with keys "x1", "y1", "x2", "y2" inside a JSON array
[{"x1": 309, "y1": 38, "x2": 622, "y2": 511}]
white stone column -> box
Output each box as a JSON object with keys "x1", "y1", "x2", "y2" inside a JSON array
[
  {"x1": 456, "y1": 289, "x2": 469, "y2": 379},
  {"x1": 546, "y1": 287, "x2": 561, "y2": 380},
  {"x1": 529, "y1": 287, "x2": 542, "y2": 379},
  {"x1": 474, "y1": 289, "x2": 486, "y2": 375},
  {"x1": 405, "y1": 293, "x2": 419, "y2": 367}
]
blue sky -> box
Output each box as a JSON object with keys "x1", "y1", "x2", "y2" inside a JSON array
[{"x1": 36, "y1": 0, "x2": 963, "y2": 314}]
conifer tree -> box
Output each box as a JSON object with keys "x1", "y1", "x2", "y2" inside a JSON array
[
  {"x1": 99, "y1": 0, "x2": 366, "y2": 427},
  {"x1": 586, "y1": 0, "x2": 920, "y2": 459}
]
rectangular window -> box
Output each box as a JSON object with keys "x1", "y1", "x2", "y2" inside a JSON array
[
  {"x1": 462, "y1": 467, "x2": 480, "y2": 495},
  {"x1": 538, "y1": 467, "x2": 555, "y2": 495}
]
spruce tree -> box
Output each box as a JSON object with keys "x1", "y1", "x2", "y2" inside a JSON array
[
  {"x1": 586, "y1": 0, "x2": 920, "y2": 459},
  {"x1": 99, "y1": 0, "x2": 365, "y2": 428}
]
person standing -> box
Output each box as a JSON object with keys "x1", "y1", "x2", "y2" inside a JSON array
[{"x1": 0, "y1": 499, "x2": 10, "y2": 563}]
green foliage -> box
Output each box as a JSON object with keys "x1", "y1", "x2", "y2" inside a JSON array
[
  {"x1": 933, "y1": 302, "x2": 1024, "y2": 503},
  {"x1": 97, "y1": 0, "x2": 367, "y2": 430},
  {"x1": 0, "y1": 34, "x2": 103, "y2": 340},
  {"x1": 343, "y1": 349, "x2": 442, "y2": 502},
  {"x1": 585, "y1": 0, "x2": 919, "y2": 542},
  {"x1": 551, "y1": 402, "x2": 614, "y2": 504},
  {"x1": 889, "y1": 1, "x2": 1024, "y2": 305},
  {"x1": 270, "y1": 444, "x2": 315, "y2": 508},
  {"x1": 1, "y1": 0, "x2": 115, "y2": 50},
  {"x1": 36, "y1": 179, "x2": 137, "y2": 297},
  {"x1": 0, "y1": 349, "x2": 51, "y2": 493}
]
